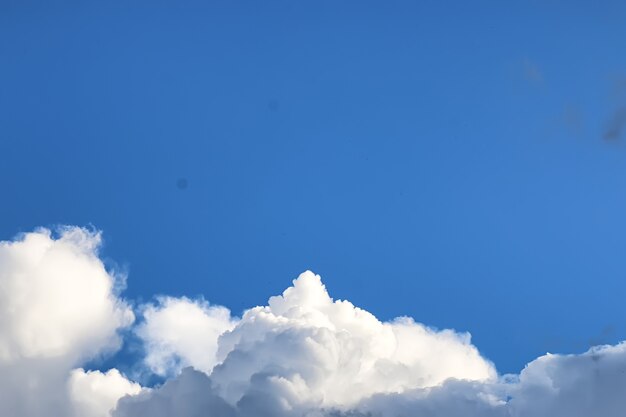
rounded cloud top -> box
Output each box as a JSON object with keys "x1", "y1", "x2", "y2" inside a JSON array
[
  {"x1": 204, "y1": 271, "x2": 496, "y2": 408},
  {"x1": 0, "y1": 227, "x2": 133, "y2": 362}
]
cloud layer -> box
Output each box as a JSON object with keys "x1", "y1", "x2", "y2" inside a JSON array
[{"x1": 0, "y1": 226, "x2": 624, "y2": 417}]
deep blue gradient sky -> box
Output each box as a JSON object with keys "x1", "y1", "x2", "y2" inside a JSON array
[{"x1": 2, "y1": 0, "x2": 626, "y2": 374}]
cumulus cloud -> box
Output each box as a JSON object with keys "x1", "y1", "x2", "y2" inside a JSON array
[
  {"x1": 208, "y1": 271, "x2": 495, "y2": 409},
  {"x1": 116, "y1": 272, "x2": 626, "y2": 417},
  {"x1": 0, "y1": 227, "x2": 136, "y2": 417},
  {"x1": 339, "y1": 342, "x2": 626, "y2": 417},
  {"x1": 69, "y1": 368, "x2": 143, "y2": 417},
  {"x1": 506, "y1": 343, "x2": 626, "y2": 417},
  {"x1": 0, "y1": 227, "x2": 133, "y2": 361},
  {"x1": 115, "y1": 341, "x2": 626, "y2": 417},
  {"x1": 116, "y1": 272, "x2": 496, "y2": 416},
  {"x1": 137, "y1": 296, "x2": 237, "y2": 376},
  {"x1": 1, "y1": 226, "x2": 626, "y2": 417}
]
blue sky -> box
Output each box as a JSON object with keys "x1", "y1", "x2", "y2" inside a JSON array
[{"x1": 2, "y1": 0, "x2": 626, "y2": 376}]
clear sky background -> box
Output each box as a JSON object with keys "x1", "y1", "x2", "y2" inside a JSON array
[{"x1": 2, "y1": 0, "x2": 626, "y2": 374}]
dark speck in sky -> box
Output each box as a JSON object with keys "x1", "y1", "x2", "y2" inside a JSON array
[
  {"x1": 603, "y1": 107, "x2": 626, "y2": 140},
  {"x1": 268, "y1": 99, "x2": 280, "y2": 112},
  {"x1": 177, "y1": 178, "x2": 188, "y2": 190}
]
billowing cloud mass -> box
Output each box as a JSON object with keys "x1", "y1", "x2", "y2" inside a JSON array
[
  {"x1": 208, "y1": 272, "x2": 495, "y2": 409},
  {"x1": 0, "y1": 227, "x2": 137, "y2": 417},
  {"x1": 0, "y1": 227, "x2": 133, "y2": 361},
  {"x1": 1, "y1": 226, "x2": 626, "y2": 417},
  {"x1": 137, "y1": 296, "x2": 236, "y2": 376}
]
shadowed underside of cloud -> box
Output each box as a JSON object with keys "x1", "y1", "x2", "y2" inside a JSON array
[{"x1": 0, "y1": 226, "x2": 625, "y2": 417}]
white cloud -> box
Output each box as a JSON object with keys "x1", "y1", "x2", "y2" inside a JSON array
[
  {"x1": 114, "y1": 342, "x2": 626, "y2": 417},
  {"x1": 341, "y1": 342, "x2": 626, "y2": 417},
  {"x1": 137, "y1": 296, "x2": 237, "y2": 376},
  {"x1": 208, "y1": 271, "x2": 495, "y2": 409},
  {"x1": 0, "y1": 227, "x2": 136, "y2": 417},
  {"x1": 116, "y1": 271, "x2": 498, "y2": 416},
  {"x1": 114, "y1": 271, "x2": 626, "y2": 417},
  {"x1": 0, "y1": 227, "x2": 133, "y2": 361},
  {"x1": 69, "y1": 368, "x2": 143, "y2": 417},
  {"x1": 506, "y1": 342, "x2": 626, "y2": 417}
]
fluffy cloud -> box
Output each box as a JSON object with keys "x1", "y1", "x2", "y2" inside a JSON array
[
  {"x1": 116, "y1": 272, "x2": 497, "y2": 416},
  {"x1": 2, "y1": 226, "x2": 626, "y2": 417},
  {"x1": 0, "y1": 227, "x2": 133, "y2": 361},
  {"x1": 116, "y1": 272, "x2": 626, "y2": 417},
  {"x1": 207, "y1": 271, "x2": 495, "y2": 409},
  {"x1": 0, "y1": 227, "x2": 136, "y2": 417},
  {"x1": 115, "y1": 341, "x2": 626, "y2": 417},
  {"x1": 137, "y1": 296, "x2": 237, "y2": 376},
  {"x1": 507, "y1": 342, "x2": 626, "y2": 417},
  {"x1": 69, "y1": 369, "x2": 143, "y2": 417},
  {"x1": 341, "y1": 342, "x2": 626, "y2": 417}
]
